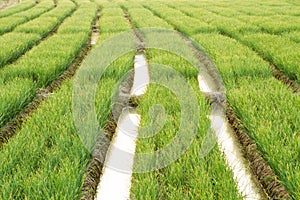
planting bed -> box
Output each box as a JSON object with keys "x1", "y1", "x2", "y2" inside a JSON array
[{"x1": 0, "y1": 0, "x2": 299, "y2": 199}]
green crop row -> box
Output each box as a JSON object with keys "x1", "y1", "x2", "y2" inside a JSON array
[
  {"x1": 192, "y1": 33, "x2": 300, "y2": 199},
  {"x1": 0, "y1": 0, "x2": 54, "y2": 35},
  {"x1": 42, "y1": 0, "x2": 75, "y2": 20},
  {"x1": 143, "y1": 2, "x2": 214, "y2": 35},
  {"x1": 120, "y1": 7, "x2": 242, "y2": 198},
  {"x1": 0, "y1": 1, "x2": 299, "y2": 199},
  {"x1": 185, "y1": 0, "x2": 299, "y2": 17},
  {"x1": 123, "y1": 7, "x2": 172, "y2": 29},
  {"x1": 99, "y1": 16, "x2": 130, "y2": 33},
  {"x1": 158, "y1": 3, "x2": 300, "y2": 85},
  {"x1": 0, "y1": 1, "x2": 96, "y2": 87},
  {"x1": 101, "y1": 7, "x2": 124, "y2": 17},
  {"x1": 237, "y1": 15, "x2": 300, "y2": 34},
  {"x1": 15, "y1": 16, "x2": 59, "y2": 37},
  {"x1": 0, "y1": 1, "x2": 97, "y2": 131},
  {"x1": 130, "y1": 50, "x2": 242, "y2": 199},
  {"x1": 148, "y1": 3, "x2": 300, "y2": 85},
  {"x1": 118, "y1": 1, "x2": 144, "y2": 9},
  {"x1": 239, "y1": 33, "x2": 300, "y2": 84},
  {"x1": 99, "y1": 5, "x2": 130, "y2": 34},
  {"x1": 0, "y1": 32, "x2": 90, "y2": 86},
  {"x1": 0, "y1": 78, "x2": 36, "y2": 127},
  {"x1": 198, "y1": 1, "x2": 300, "y2": 34},
  {"x1": 0, "y1": 32, "x2": 41, "y2": 68},
  {"x1": 0, "y1": 51, "x2": 134, "y2": 199},
  {"x1": 94, "y1": 0, "x2": 117, "y2": 8},
  {"x1": 165, "y1": 1, "x2": 300, "y2": 36},
  {"x1": 14, "y1": 0, "x2": 76, "y2": 36},
  {"x1": 163, "y1": 2, "x2": 260, "y2": 38},
  {"x1": 126, "y1": 2, "x2": 300, "y2": 197},
  {"x1": 57, "y1": 2, "x2": 97, "y2": 34},
  {"x1": 236, "y1": 0, "x2": 297, "y2": 15},
  {"x1": 0, "y1": 0, "x2": 35, "y2": 18},
  {"x1": 282, "y1": 31, "x2": 300, "y2": 43},
  {"x1": 0, "y1": 0, "x2": 76, "y2": 68},
  {"x1": 96, "y1": 3, "x2": 131, "y2": 44},
  {"x1": 201, "y1": 5, "x2": 243, "y2": 17}
]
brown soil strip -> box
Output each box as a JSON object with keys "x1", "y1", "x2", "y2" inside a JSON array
[
  {"x1": 226, "y1": 105, "x2": 290, "y2": 199},
  {"x1": 91, "y1": 10, "x2": 100, "y2": 46},
  {"x1": 122, "y1": 7, "x2": 145, "y2": 53},
  {"x1": 270, "y1": 64, "x2": 300, "y2": 93},
  {"x1": 0, "y1": 8, "x2": 98, "y2": 149}
]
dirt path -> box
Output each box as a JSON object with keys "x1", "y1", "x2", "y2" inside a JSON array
[{"x1": 0, "y1": 0, "x2": 18, "y2": 10}]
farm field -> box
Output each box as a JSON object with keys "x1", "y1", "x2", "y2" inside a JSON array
[{"x1": 0, "y1": 0, "x2": 299, "y2": 199}]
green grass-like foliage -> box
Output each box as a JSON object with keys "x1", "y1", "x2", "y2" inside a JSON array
[
  {"x1": 240, "y1": 33, "x2": 300, "y2": 84},
  {"x1": 0, "y1": 0, "x2": 299, "y2": 199},
  {"x1": 0, "y1": 78, "x2": 36, "y2": 127},
  {"x1": 0, "y1": 32, "x2": 41, "y2": 68},
  {"x1": 193, "y1": 33, "x2": 300, "y2": 199},
  {"x1": 130, "y1": 50, "x2": 242, "y2": 199},
  {"x1": 282, "y1": 31, "x2": 300, "y2": 43},
  {"x1": 0, "y1": 0, "x2": 54, "y2": 35},
  {"x1": 0, "y1": 53, "x2": 134, "y2": 199},
  {"x1": 0, "y1": 0, "x2": 75, "y2": 68},
  {"x1": 0, "y1": 1, "x2": 97, "y2": 132},
  {"x1": 0, "y1": 0, "x2": 35, "y2": 18},
  {"x1": 144, "y1": 2, "x2": 214, "y2": 35},
  {"x1": 15, "y1": 16, "x2": 59, "y2": 37},
  {"x1": 100, "y1": 16, "x2": 131, "y2": 33},
  {"x1": 125, "y1": 7, "x2": 172, "y2": 29}
]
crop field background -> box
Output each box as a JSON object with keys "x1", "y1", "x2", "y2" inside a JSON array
[{"x1": 0, "y1": 0, "x2": 299, "y2": 199}]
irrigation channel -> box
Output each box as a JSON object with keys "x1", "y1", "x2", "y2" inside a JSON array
[
  {"x1": 0, "y1": 1, "x2": 296, "y2": 199},
  {"x1": 197, "y1": 74, "x2": 263, "y2": 200},
  {"x1": 95, "y1": 55, "x2": 149, "y2": 200},
  {"x1": 93, "y1": 11, "x2": 150, "y2": 199},
  {"x1": 89, "y1": 16, "x2": 265, "y2": 200}
]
